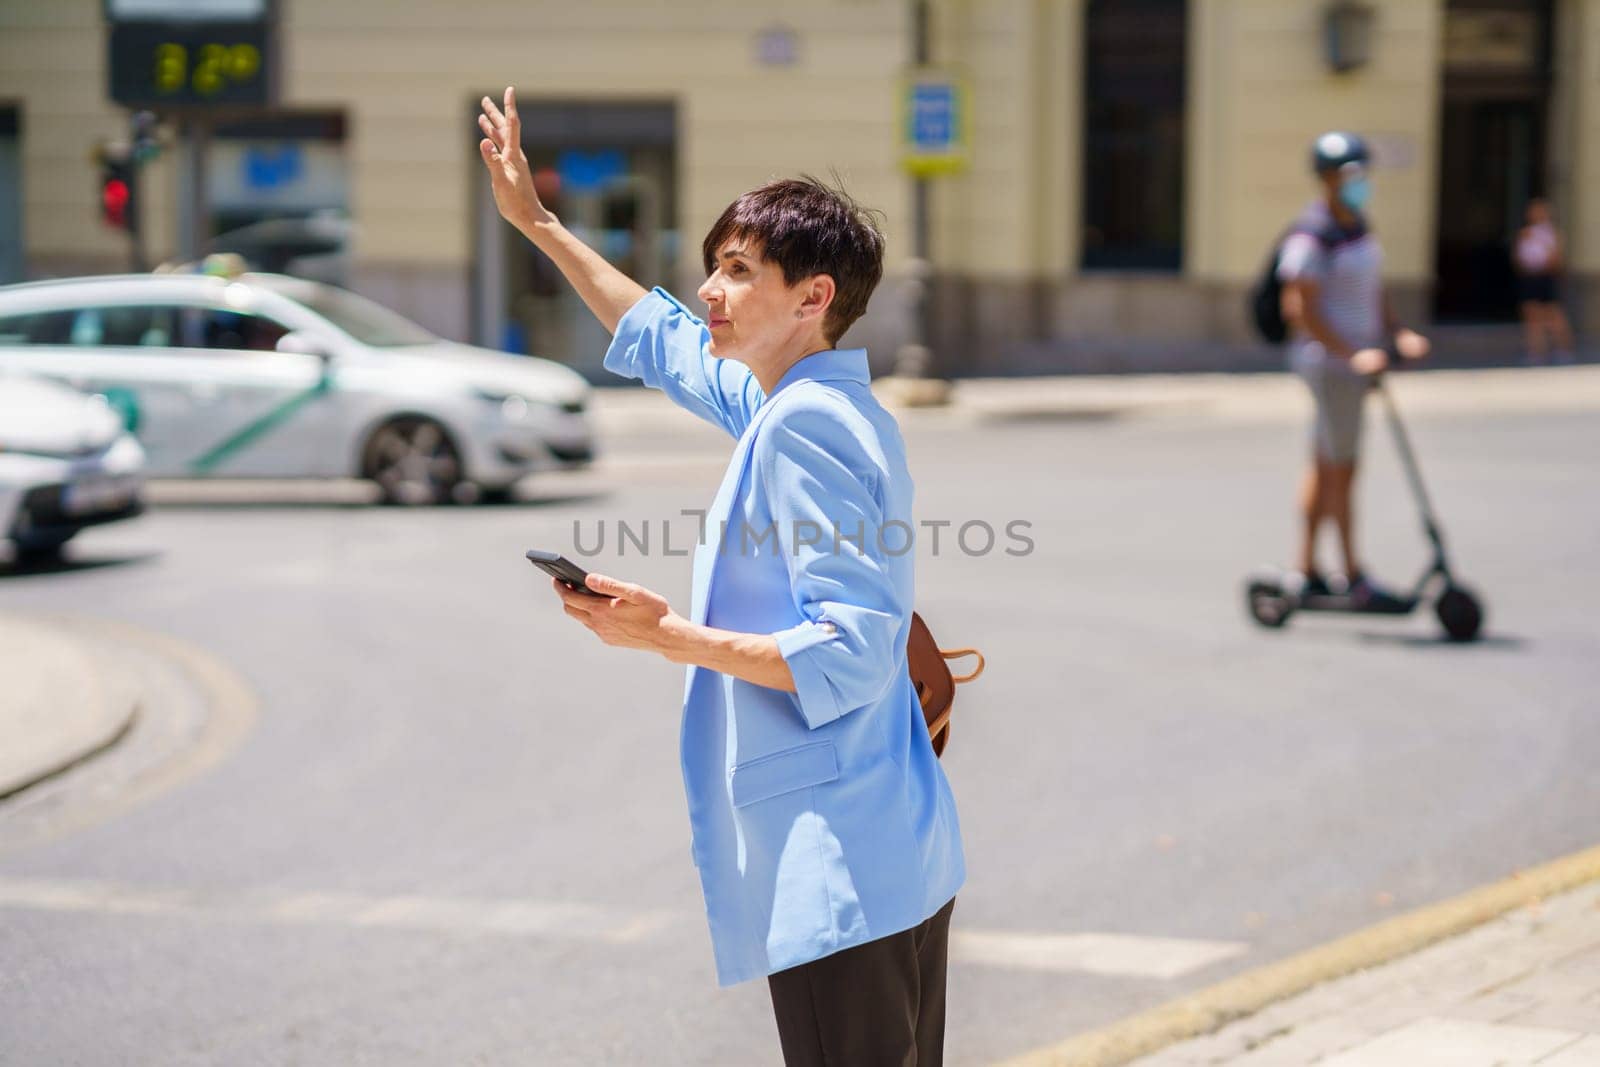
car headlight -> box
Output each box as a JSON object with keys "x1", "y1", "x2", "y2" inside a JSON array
[{"x1": 475, "y1": 390, "x2": 531, "y2": 421}]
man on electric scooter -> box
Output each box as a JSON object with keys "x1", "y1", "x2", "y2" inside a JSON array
[{"x1": 1278, "y1": 131, "x2": 1430, "y2": 607}]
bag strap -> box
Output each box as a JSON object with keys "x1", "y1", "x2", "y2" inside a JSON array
[
  {"x1": 923, "y1": 648, "x2": 983, "y2": 748},
  {"x1": 941, "y1": 648, "x2": 985, "y2": 684}
]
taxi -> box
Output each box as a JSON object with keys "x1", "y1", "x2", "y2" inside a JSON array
[{"x1": 0, "y1": 266, "x2": 595, "y2": 504}]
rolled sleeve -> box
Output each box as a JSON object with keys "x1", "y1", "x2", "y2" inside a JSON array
[
  {"x1": 762, "y1": 402, "x2": 907, "y2": 730},
  {"x1": 604, "y1": 287, "x2": 762, "y2": 439}
]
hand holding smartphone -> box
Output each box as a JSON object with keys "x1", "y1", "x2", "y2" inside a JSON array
[{"x1": 525, "y1": 549, "x2": 607, "y2": 597}]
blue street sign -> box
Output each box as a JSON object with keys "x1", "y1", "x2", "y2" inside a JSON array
[
  {"x1": 901, "y1": 69, "x2": 969, "y2": 177},
  {"x1": 911, "y1": 83, "x2": 956, "y2": 151},
  {"x1": 558, "y1": 149, "x2": 626, "y2": 194}
]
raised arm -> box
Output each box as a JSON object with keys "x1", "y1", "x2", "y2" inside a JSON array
[
  {"x1": 478, "y1": 87, "x2": 645, "y2": 333},
  {"x1": 478, "y1": 87, "x2": 758, "y2": 437}
]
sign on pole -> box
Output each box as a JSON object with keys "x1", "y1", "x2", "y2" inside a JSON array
[
  {"x1": 105, "y1": 0, "x2": 275, "y2": 109},
  {"x1": 900, "y1": 68, "x2": 969, "y2": 178}
]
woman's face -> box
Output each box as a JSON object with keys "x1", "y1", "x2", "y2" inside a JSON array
[{"x1": 696, "y1": 236, "x2": 811, "y2": 362}]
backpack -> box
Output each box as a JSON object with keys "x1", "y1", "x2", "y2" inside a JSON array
[
  {"x1": 1248, "y1": 223, "x2": 1339, "y2": 344},
  {"x1": 1248, "y1": 239, "x2": 1292, "y2": 344},
  {"x1": 906, "y1": 612, "x2": 985, "y2": 757}
]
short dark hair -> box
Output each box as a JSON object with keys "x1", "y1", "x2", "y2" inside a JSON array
[{"x1": 701, "y1": 176, "x2": 885, "y2": 345}]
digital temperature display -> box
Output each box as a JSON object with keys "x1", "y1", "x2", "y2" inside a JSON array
[{"x1": 109, "y1": 21, "x2": 272, "y2": 108}]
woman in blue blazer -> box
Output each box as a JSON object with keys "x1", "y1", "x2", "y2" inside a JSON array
[{"x1": 481, "y1": 88, "x2": 964, "y2": 1066}]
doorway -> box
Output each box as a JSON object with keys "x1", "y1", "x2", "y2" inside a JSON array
[
  {"x1": 0, "y1": 105, "x2": 21, "y2": 284},
  {"x1": 1433, "y1": 0, "x2": 1553, "y2": 321},
  {"x1": 473, "y1": 100, "x2": 677, "y2": 381}
]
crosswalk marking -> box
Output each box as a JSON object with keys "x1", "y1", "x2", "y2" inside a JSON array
[
  {"x1": 952, "y1": 929, "x2": 1248, "y2": 979},
  {"x1": 0, "y1": 876, "x2": 675, "y2": 945},
  {"x1": 0, "y1": 876, "x2": 1249, "y2": 977}
]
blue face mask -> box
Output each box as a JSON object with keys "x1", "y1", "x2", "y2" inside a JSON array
[{"x1": 1339, "y1": 176, "x2": 1372, "y2": 211}]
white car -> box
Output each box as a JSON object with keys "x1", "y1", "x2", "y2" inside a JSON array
[
  {"x1": 0, "y1": 374, "x2": 145, "y2": 560},
  {"x1": 0, "y1": 272, "x2": 595, "y2": 503}
]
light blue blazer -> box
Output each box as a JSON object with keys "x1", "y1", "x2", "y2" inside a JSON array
[{"x1": 605, "y1": 288, "x2": 965, "y2": 986}]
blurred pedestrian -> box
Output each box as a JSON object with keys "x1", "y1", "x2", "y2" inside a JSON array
[
  {"x1": 1515, "y1": 198, "x2": 1577, "y2": 365},
  {"x1": 479, "y1": 88, "x2": 964, "y2": 1067},
  {"x1": 1277, "y1": 131, "x2": 1430, "y2": 606}
]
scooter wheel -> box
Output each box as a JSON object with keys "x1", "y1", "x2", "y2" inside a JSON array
[
  {"x1": 1247, "y1": 578, "x2": 1293, "y2": 629},
  {"x1": 1435, "y1": 585, "x2": 1483, "y2": 642}
]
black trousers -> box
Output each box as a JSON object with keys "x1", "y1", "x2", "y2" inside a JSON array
[{"x1": 766, "y1": 898, "x2": 956, "y2": 1067}]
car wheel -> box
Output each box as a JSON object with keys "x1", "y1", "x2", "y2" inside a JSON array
[{"x1": 362, "y1": 417, "x2": 465, "y2": 506}]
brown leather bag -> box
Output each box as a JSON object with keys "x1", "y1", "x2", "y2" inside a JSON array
[{"x1": 906, "y1": 612, "x2": 985, "y2": 757}]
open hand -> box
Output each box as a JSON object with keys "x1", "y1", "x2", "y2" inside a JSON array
[
  {"x1": 1394, "y1": 327, "x2": 1431, "y2": 361},
  {"x1": 478, "y1": 87, "x2": 549, "y2": 231},
  {"x1": 554, "y1": 573, "x2": 682, "y2": 654}
]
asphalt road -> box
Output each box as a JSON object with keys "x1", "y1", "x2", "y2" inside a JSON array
[{"x1": 2, "y1": 390, "x2": 1597, "y2": 1065}]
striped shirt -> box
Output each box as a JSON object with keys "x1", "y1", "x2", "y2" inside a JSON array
[{"x1": 1277, "y1": 201, "x2": 1384, "y2": 358}]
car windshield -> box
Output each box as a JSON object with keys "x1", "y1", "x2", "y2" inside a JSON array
[{"x1": 256, "y1": 278, "x2": 437, "y2": 347}]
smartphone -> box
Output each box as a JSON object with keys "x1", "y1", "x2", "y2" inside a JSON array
[{"x1": 525, "y1": 549, "x2": 606, "y2": 597}]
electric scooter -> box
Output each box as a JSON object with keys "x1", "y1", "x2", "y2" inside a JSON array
[{"x1": 1246, "y1": 376, "x2": 1485, "y2": 642}]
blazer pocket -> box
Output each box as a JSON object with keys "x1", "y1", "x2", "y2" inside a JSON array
[{"x1": 730, "y1": 741, "x2": 840, "y2": 808}]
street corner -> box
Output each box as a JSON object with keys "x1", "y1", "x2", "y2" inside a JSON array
[
  {"x1": 0, "y1": 614, "x2": 257, "y2": 850},
  {"x1": 0, "y1": 614, "x2": 138, "y2": 800}
]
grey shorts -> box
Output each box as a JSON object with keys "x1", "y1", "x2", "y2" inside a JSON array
[{"x1": 1290, "y1": 345, "x2": 1369, "y2": 463}]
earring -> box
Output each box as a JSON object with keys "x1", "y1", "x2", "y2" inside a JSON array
[{"x1": 795, "y1": 311, "x2": 804, "y2": 319}]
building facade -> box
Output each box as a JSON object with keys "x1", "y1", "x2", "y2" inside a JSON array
[{"x1": 2, "y1": 0, "x2": 1596, "y2": 376}]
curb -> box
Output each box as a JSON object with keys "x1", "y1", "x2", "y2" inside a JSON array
[
  {"x1": 996, "y1": 842, "x2": 1600, "y2": 1067},
  {"x1": 0, "y1": 617, "x2": 140, "y2": 801},
  {"x1": 0, "y1": 615, "x2": 258, "y2": 855}
]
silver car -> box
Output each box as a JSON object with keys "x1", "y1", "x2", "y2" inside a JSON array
[
  {"x1": 0, "y1": 374, "x2": 145, "y2": 561},
  {"x1": 0, "y1": 272, "x2": 595, "y2": 504}
]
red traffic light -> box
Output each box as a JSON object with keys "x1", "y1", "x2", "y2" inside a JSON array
[{"x1": 101, "y1": 176, "x2": 130, "y2": 229}]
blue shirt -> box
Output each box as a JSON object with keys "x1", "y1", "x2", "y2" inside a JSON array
[{"x1": 604, "y1": 288, "x2": 966, "y2": 986}]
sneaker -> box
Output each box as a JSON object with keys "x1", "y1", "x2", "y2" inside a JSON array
[
  {"x1": 1290, "y1": 570, "x2": 1332, "y2": 597},
  {"x1": 1346, "y1": 573, "x2": 1407, "y2": 612}
]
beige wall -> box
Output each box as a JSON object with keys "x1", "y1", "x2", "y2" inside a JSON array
[
  {"x1": 1561, "y1": 0, "x2": 1600, "y2": 273},
  {"x1": 1187, "y1": 0, "x2": 1442, "y2": 286},
  {"x1": 931, "y1": 0, "x2": 1076, "y2": 280},
  {"x1": 1554, "y1": 0, "x2": 1600, "y2": 332},
  {"x1": 0, "y1": 0, "x2": 180, "y2": 272},
  {"x1": 3, "y1": 0, "x2": 1591, "y2": 363},
  {"x1": 283, "y1": 0, "x2": 910, "y2": 276}
]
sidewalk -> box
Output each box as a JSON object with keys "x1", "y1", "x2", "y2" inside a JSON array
[
  {"x1": 1130, "y1": 879, "x2": 1600, "y2": 1066},
  {"x1": 0, "y1": 615, "x2": 138, "y2": 799},
  {"x1": 590, "y1": 362, "x2": 1600, "y2": 435}
]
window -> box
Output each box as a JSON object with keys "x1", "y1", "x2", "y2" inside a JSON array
[
  {"x1": 0, "y1": 304, "x2": 290, "y2": 350},
  {"x1": 0, "y1": 309, "x2": 76, "y2": 344},
  {"x1": 251, "y1": 280, "x2": 433, "y2": 346},
  {"x1": 0, "y1": 306, "x2": 179, "y2": 347},
  {"x1": 1081, "y1": 0, "x2": 1187, "y2": 270},
  {"x1": 187, "y1": 307, "x2": 291, "y2": 351}
]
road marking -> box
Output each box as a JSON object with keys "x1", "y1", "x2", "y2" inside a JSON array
[
  {"x1": 0, "y1": 876, "x2": 677, "y2": 945},
  {"x1": 953, "y1": 929, "x2": 1248, "y2": 979},
  {"x1": 0, "y1": 874, "x2": 1246, "y2": 977}
]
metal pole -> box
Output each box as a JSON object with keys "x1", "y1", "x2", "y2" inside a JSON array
[
  {"x1": 893, "y1": 0, "x2": 934, "y2": 381},
  {"x1": 178, "y1": 117, "x2": 212, "y2": 264},
  {"x1": 1376, "y1": 379, "x2": 1444, "y2": 549}
]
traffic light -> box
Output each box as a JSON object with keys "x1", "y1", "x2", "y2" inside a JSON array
[{"x1": 99, "y1": 154, "x2": 136, "y2": 231}]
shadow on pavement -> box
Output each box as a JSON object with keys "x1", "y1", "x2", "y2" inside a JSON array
[
  {"x1": 976, "y1": 406, "x2": 1128, "y2": 425},
  {"x1": 0, "y1": 551, "x2": 162, "y2": 579},
  {"x1": 147, "y1": 485, "x2": 611, "y2": 512},
  {"x1": 1354, "y1": 631, "x2": 1527, "y2": 651}
]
